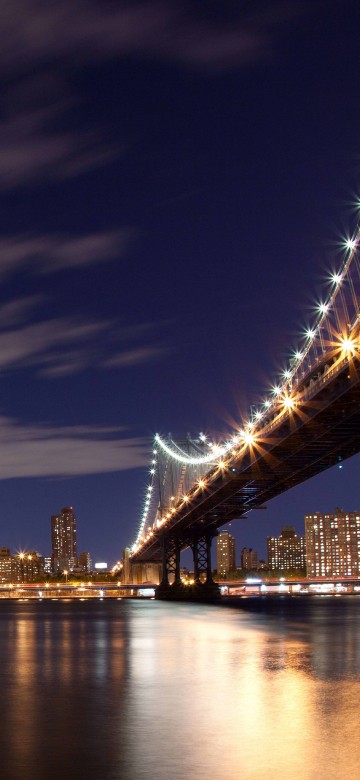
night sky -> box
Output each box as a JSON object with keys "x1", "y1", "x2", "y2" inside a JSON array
[{"x1": 0, "y1": 0, "x2": 360, "y2": 565}]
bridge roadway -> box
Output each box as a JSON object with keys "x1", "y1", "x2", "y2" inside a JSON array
[
  {"x1": 0, "y1": 582, "x2": 156, "y2": 599},
  {"x1": 0, "y1": 579, "x2": 359, "y2": 599},
  {"x1": 132, "y1": 350, "x2": 360, "y2": 598}
]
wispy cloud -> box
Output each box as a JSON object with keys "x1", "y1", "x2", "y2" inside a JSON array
[
  {"x1": 0, "y1": 1, "x2": 307, "y2": 189},
  {"x1": 102, "y1": 345, "x2": 168, "y2": 368},
  {"x1": 0, "y1": 230, "x2": 130, "y2": 279},
  {"x1": 0, "y1": 296, "x2": 167, "y2": 377},
  {"x1": 0, "y1": 1, "x2": 303, "y2": 73},
  {"x1": 0, "y1": 416, "x2": 147, "y2": 478},
  {"x1": 0, "y1": 100, "x2": 118, "y2": 190}
]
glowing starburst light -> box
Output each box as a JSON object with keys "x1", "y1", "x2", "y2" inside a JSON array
[
  {"x1": 331, "y1": 272, "x2": 342, "y2": 285},
  {"x1": 283, "y1": 396, "x2": 295, "y2": 410},
  {"x1": 198, "y1": 479, "x2": 206, "y2": 489},
  {"x1": 306, "y1": 328, "x2": 316, "y2": 340},
  {"x1": 340, "y1": 336, "x2": 355, "y2": 354},
  {"x1": 242, "y1": 430, "x2": 255, "y2": 446},
  {"x1": 272, "y1": 385, "x2": 281, "y2": 396},
  {"x1": 318, "y1": 302, "x2": 329, "y2": 315},
  {"x1": 345, "y1": 238, "x2": 357, "y2": 251}
]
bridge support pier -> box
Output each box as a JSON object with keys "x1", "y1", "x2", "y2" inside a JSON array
[{"x1": 156, "y1": 530, "x2": 220, "y2": 602}]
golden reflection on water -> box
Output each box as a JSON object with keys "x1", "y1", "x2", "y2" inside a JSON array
[
  {"x1": 1, "y1": 599, "x2": 360, "y2": 780},
  {"x1": 125, "y1": 601, "x2": 360, "y2": 780}
]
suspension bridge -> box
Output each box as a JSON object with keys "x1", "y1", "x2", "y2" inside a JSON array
[{"x1": 130, "y1": 226, "x2": 360, "y2": 599}]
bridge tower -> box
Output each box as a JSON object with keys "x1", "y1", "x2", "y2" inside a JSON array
[{"x1": 141, "y1": 434, "x2": 221, "y2": 600}]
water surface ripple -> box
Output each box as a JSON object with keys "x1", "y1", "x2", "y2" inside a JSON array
[{"x1": 0, "y1": 596, "x2": 359, "y2": 780}]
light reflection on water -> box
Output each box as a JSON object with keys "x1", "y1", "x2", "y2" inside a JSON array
[{"x1": 0, "y1": 597, "x2": 359, "y2": 779}]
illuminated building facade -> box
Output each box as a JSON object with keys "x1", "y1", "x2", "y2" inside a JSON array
[
  {"x1": 51, "y1": 506, "x2": 77, "y2": 572},
  {"x1": 79, "y1": 551, "x2": 92, "y2": 573},
  {"x1": 13, "y1": 552, "x2": 45, "y2": 582},
  {"x1": 216, "y1": 531, "x2": 236, "y2": 576},
  {"x1": 305, "y1": 509, "x2": 360, "y2": 577},
  {"x1": 267, "y1": 526, "x2": 306, "y2": 571},
  {"x1": 0, "y1": 548, "x2": 12, "y2": 583},
  {"x1": 241, "y1": 547, "x2": 258, "y2": 570},
  {"x1": 0, "y1": 549, "x2": 44, "y2": 583}
]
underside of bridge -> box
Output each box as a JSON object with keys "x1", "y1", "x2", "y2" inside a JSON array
[{"x1": 132, "y1": 357, "x2": 360, "y2": 599}]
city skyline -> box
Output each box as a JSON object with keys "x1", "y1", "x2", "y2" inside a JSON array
[{"x1": 0, "y1": 3, "x2": 359, "y2": 560}]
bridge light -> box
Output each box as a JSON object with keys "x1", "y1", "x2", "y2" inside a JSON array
[
  {"x1": 294, "y1": 350, "x2": 303, "y2": 361},
  {"x1": 183, "y1": 495, "x2": 190, "y2": 503},
  {"x1": 263, "y1": 399, "x2": 271, "y2": 408},
  {"x1": 340, "y1": 336, "x2": 355, "y2": 354},
  {"x1": 217, "y1": 460, "x2": 226, "y2": 469},
  {"x1": 198, "y1": 479, "x2": 205, "y2": 489},
  {"x1": 305, "y1": 328, "x2": 316, "y2": 340},
  {"x1": 213, "y1": 444, "x2": 225, "y2": 456},
  {"x1": 318, "y1": 302, "x2": 328, "y2": 314},
  {"x1": 272, "y1": 385, "x2": 281, "y2": 396},
  {"x1": 345, "y1": 238, "x2": 357, "y2": 251},
  {"x1": 242, "y1": 430, "x2": 255, "y2": 446},
  {"x1": 283, "y1": 396, "x2": 295, "y2": 410},
  {"x1": 331, "y1": 272, "x2": 342, "y2": 285},
  {"x1": 282, "y1": 369, "x2": 291, "y2": 379},
  {"x1": 255, "y1": 410, "x2": 263, "y2": 420}
]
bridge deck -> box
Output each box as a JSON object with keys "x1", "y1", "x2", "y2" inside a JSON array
[{"x1": 133, "y1": 357, "x2": 360, "y2": 562}]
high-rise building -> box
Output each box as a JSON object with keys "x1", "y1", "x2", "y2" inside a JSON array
[
  {"x1": 241, "y1": 547, "x2": 258, "y2": 570},
  {"x1": 216, "y1": 531, "x2": 236, "y2": 576},
  {"x1": 267, "y1": 526, "x2": 306, "y2": 571},
  {"x1": 0, "y1": 547, "x2": 12, "y2": 583},
  {"x1": 79, "y1": 551, "x2": 92, "y2": 573},
  {"x1": 51, "y1": 506, "x2": 77, "y2": 572},
  {"x1": 305, "y1": 509, "x2": 360, "y2": 577}
]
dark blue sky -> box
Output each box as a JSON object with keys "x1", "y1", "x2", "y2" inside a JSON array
[{"x1": 0, "y1": 0, "x2": 359, "y2": 564}]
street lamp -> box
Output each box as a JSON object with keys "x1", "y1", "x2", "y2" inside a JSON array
[{"x1": 64, "y1": 569, "x2": 68, "y2": 584}]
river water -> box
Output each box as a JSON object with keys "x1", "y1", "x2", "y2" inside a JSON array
[{"x1": 0, "y1": 596, "x2": 359, "y2": 780}]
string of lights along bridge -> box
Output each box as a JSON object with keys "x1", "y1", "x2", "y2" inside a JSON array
[{"x1": 130, "y1": 224, "x2": 360, "y2": 599}]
